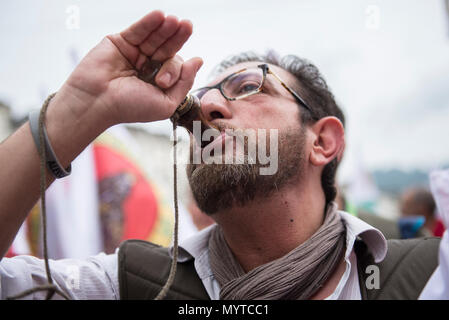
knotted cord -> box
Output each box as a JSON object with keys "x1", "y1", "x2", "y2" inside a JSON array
[{"x1": 155, "y1": 119, "x2": 180, "y2": 300}]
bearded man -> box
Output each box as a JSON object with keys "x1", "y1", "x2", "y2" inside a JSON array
[{"x1": 0, "y1": 10, "x2": 442, "y2": 300}]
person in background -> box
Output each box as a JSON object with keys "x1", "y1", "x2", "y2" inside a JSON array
[
  {"x1": 336, "y1": 187, "x2": 399, "y2": 239},
  {"x1": 335, "y1": 187, "x2": 429, "y2": 239},
  {"x1": 400, "y1": 187, "x2": 445, "y2": 237}
]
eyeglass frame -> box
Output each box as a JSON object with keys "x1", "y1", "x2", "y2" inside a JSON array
[{"x1": 191, "y1": 63, "x2": 314, "y2": 116}]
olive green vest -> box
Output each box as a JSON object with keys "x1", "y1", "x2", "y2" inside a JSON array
[{"x1": 118, "y1": 237, "x2": 440, "y2": 300}]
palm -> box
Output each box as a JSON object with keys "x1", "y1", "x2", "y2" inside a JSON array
[{"x1": 64, "y1": 11, "x2": 202, "y2": 125}]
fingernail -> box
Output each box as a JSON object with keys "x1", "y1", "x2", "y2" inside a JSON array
[{"x1": 159, "y1": 73, "x2": 171, "y2": 86}]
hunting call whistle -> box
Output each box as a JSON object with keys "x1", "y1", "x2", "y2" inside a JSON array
[{"x1": 137, "y1": 59, "x2": 216, "y2": 140}]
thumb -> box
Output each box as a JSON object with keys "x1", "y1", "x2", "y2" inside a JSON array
[{"x1": 166, "y1": 57, "x2": 203, "y2": 105}]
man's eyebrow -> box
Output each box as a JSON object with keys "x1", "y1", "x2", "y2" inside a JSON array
[
  {"x1": 204, "y1": 73, "x2": 228, "y2": 88},
  {"x1": 201, "y1": 69, "x2": 242, "y2": 88}
]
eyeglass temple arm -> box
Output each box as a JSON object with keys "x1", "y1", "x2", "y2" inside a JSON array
[{"x1": 267, "y1": 69, "x2": 313, "y2": 113}]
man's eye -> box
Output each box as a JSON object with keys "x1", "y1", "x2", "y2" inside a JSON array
[{"x1": 238, "y1": 82, "x2": 259, "y2": 94}]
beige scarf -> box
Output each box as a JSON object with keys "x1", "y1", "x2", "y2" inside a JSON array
[{"x1": 208, "y1": 203, "x2": 346, "y2": 300}]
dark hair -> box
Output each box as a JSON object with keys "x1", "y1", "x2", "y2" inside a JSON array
[
  {"x1": 214, "y1": 51, "x2": 345, "y2": 206},
  {"x1": 409, "y1": 188, "x2": 436, "y2": 217}
]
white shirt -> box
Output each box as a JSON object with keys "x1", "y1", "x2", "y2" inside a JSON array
[
  {"x1": 0, "y1": 211, "x2": 388, "y2": 300},
  {"x1": 178, "y1": 211, "x2": 388, "y2": 300}
]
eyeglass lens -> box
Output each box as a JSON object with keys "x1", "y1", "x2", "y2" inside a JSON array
[{"x1": 192, "y1": 68, "x2": 264, "y2": 100}]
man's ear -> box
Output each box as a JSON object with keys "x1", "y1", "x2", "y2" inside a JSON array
[{"x1": 308, "y1": 116, "x2": 345, "y2": 167}]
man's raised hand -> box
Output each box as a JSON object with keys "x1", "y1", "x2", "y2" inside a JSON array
[
  {"x1": 0, "y1": 10, "x2": 205, "y2": 258},
  {"x1": 60, "y1": 10, "x2": 203, "y2": 127}
]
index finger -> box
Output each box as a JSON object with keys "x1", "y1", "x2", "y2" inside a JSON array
[{"x1": 120, "y1": 10, "x2": 165, "y2": 46}]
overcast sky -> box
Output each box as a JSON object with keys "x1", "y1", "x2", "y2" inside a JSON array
[{"x1": 1, "y1": 0, "x2": 449, "y2": 177}]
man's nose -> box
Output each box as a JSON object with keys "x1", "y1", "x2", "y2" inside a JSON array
[{"x1": 200, "y1": 89, "x2": 233, "y2": 122}]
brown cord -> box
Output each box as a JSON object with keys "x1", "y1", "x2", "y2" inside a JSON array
[
  {"x1": 7, "y1": 93, "x2": 70, "y2": 300},
  {"x1": 137, "y1": 58, "x2": 181, "y2": 300},
  {"x1": 154, "y1": 119, "x2": 180, "y2": 300},
  {"x1": 138, "y1": 58, "x2": 180, "y2": 300}
]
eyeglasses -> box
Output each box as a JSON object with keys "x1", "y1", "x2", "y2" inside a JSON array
[{"x1": 191, "y1": 64, "x2": 314, "y2": 115}]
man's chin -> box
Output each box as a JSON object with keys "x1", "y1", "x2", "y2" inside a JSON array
[{"x1": 187, "y1": 162, "x2": 259, "y2": 214}]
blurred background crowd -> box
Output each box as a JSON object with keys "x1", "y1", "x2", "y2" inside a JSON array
[{"x1": 1, "y1": 0, "x2": 448, "y2": 259}]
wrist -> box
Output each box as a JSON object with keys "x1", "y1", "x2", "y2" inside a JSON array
[{"x1": 42, "y1": 89, "x2": 111, "y2": 168}]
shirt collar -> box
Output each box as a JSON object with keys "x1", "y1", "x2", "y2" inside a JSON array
[
  {"x1": 173, "y1": 210, "x2": 388, "y2": 265},
  {"x1": 339, "y1": 210, "x2": 388, "y2": 263},
  {"x1": 170, "y1": 223, "x2": 216, "y2": 263}
]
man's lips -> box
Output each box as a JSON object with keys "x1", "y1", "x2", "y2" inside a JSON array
[
  {"x1": 194, "y1": 122, "x2": 239, "y2": 156},
  {"x1": 192, "y1": 130, "x2": 235, "y2": 162},
  {"x1": 201, "y1": 131, "x2": 228, "y2": 152}
]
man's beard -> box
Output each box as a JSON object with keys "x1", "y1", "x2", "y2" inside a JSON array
[{"x1": 186, "y1": 126, "x2": 306, "y2": 215}]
